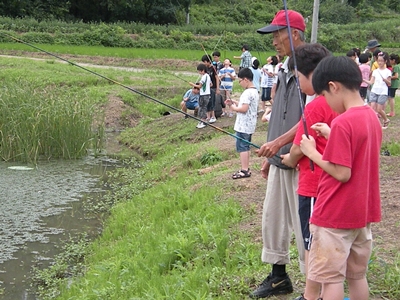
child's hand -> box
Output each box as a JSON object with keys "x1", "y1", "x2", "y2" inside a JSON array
[
  {"x1": 311, "y1": 122, "x2": 331, "y2": 139},
  {"x1": 281, "y1": 153, "x2": 297, "y2": 168},
  {"x1": 300, "y1": 134, "x2": 316, "y2": 158},
  {"x1": 225, "y1": 99, "x2": 233, "y2": 105}
]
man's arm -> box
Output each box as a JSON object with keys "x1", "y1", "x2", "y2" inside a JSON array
[{"x1": 256, "y1": 121, "x2": 299, "y2": 158}]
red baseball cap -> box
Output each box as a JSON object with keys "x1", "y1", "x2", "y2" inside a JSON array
[{"x1": 257, "y1": 10, "x2": 306, "y2": 34}]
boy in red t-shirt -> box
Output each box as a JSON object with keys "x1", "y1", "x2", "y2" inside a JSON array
[
  {"x1": 300, "y1": 56, "x2": 382, "y2": 299},
  {"x1": 281, "y1": 43, "x2": 338, "y2": 300}
]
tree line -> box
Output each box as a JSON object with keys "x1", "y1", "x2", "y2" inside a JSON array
[{"x1": 0, "y1": 0, "x2": 399, "y2": 26}]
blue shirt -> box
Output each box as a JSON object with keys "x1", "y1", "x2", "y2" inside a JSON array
[{"x1": 183, "y1": 89, "x2": 200, "y2": 104}]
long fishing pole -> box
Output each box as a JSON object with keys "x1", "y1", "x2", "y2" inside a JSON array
[
  {"x1": 160, "y1": 68, "x2": 192, "y2": 84},
  {"x1": 0, "y1": 32, "x2": 260, "y2": 149},
  {"x1": 282, "y1": 2, "x2": 315, "y2": 171}
]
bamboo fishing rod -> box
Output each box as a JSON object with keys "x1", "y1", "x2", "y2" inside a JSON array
[{"x1": 0, "y1": 32, "x2": 260, "y2": 149}]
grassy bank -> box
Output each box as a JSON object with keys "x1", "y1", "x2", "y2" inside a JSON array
[
  {"x1": 2, "y1": 48, "x2": 399, "y2": 299},
  {"x1": 43, "y1": 108, "x2": 400, "y2": 300}
]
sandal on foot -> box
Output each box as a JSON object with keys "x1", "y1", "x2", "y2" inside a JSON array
[
  {"x1": 383, "y1": 119, "x2": 390, "y2": 128},
  {"x1": 232, "y1": 169, "x2": 251, "y2": 179}
]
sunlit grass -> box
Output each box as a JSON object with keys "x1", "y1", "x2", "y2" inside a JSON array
[
  {"x1": 0, "y1": 42, "x2": 273, "y2": 62},
  {"x1": 0, "y1": 80, "x2": 102, "y2": 162}
]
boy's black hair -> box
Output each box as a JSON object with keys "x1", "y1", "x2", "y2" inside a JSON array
[
  {"x1": 352, "y1": 47, "x2": 361, "y2": 57},
  {"x1": 242, "y1": 44, "x2": 249, "y2": 51},
  {"x1": 212, "y1": 51, "x2": 221, "y2": 57},
  {"x1": 288, "y1": 43, "x2": 331, "y2": 77},
  {"x1": 359, "y1": 53, "x2": 369, "y2": 64},
  {"x1": 252, "y1": 58, "x2": 260, "y2": 69},
  {"x1": 271, "y1": 55, "x2": 278, "y2": 65},
  {"x1": 312, "y1": 56, "x2": 362, "y2": 94},
  {"x1": 201, "y1": 54, "x2": 211, "y2": 63},
  {"x1": 346, "y1": 50, "x2": 356, "y2": 57},
  {"x1": 372, "y1": 49, "x2": 381, "y2": 58},
  {"x1": 197, "y1": 63, "x2": 207, "y2": 72},
  {"x1": 390, "y1": 53, "x2": 400, "y2": 64},
  {"x1": 238, "y1": 67, "x2": 253, "y2": 81},
  {"x1": 193, "y1": 82, "x2": 201, "y2": 90}
]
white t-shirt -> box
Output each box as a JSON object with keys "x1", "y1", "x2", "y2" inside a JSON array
[
  {"x1": 371, "y1": 68, "x2": 391, "y2": 95},
  {"x1": 200, "y1": 73, "x2": 211, "y2": 96},
  {"x1": 234, "y1": 88, "x2": 259, "y2": 134},
  {"x1": 261, "y1": 64, "x2": 274, "y2": 88}
]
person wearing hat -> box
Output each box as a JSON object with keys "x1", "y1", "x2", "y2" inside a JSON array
[
  {"x1": 365, "y1": 39, "x2": 381, "y2": 54},
  {"x1": 251, "y1": 9, "x2": 307, "y2": 299}
]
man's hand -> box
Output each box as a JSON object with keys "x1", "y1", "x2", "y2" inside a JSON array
[
  {"x1": 260, "y1": 159, "x2": 270, "y2": 180},
  {"x1": 256, "y1": 141, "x2": 281, "y2": 158}
]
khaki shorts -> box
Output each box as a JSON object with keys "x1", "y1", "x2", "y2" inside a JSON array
[{"x1": 308, "y1": 224, "x2": 372, "y2": 284}]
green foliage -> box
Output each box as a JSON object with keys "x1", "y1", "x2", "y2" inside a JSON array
[
  {"x1": 21, "y1": 32, "x2": 54, "y2": 44},
  {"x1": 200, "y1": 151, "x2": 223, "y2": 166},
  {"x1": 381, "y1": 141, "x2": 400, "y2": 156},
  {"x1": 32, "y1": 234, "x2": 90, "y2": 299},
  {"x1": 169, "y1": 29, "x2": 194, "y2": 43},
  {"x1": 319, "y1": 0, "x2": 356, "y2": 24},
  {"x1": 0, "y1": 57, "x2": 107, "y2": 162},
  {"x1": 368, "y1": 249, "x2": 400, "y2": 298}
]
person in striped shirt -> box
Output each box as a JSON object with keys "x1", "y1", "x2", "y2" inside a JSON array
[{"x1": 218, "y1": 58, "x2": 237, "y2": 117}]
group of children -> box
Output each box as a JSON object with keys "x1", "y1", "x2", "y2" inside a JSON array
[{"x1": 348, "y1": 45, "x2": 399, "y2": 129}]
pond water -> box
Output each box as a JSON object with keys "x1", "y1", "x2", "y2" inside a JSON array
[{"x1": 0, "y1": 156, "x2": 119, "y2": 299}]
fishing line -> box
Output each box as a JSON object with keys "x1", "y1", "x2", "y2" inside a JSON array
[
  {"x1": 282, "y1": 2, "x2": 315, "y2": 171},
  {"x1": 0, "y1": 32, "x2": 260, "y2": 149},
  {"x1": 160, "y1": 68, "x2": 193, "y2": 84}
]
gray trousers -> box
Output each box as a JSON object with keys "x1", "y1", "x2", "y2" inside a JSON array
[{"x1": 261, "y1": 165, "x2": 305, "y2": 273}]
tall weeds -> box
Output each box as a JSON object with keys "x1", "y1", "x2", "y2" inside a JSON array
[{"x1": 0, "y1": 80, "x2": 103, "y2": 163}]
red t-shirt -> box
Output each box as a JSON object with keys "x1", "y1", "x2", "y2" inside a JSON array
[
  {"x1": 310, "y1": 105, "x2": 382, "y2": 229},
  {"x1": 293, "y1": 96, "x2": 338, "y2": 197}
]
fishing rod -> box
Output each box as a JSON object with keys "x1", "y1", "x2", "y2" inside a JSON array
[
  {"x1": 160, "y1": 68, "x2": 192, "y2": 84},
  {"x1": 0, "y1": 32, "x2": 260, "y2": 149},
  {"x1": 282, "y1": 2, "x2": 315, "y2": 171}
]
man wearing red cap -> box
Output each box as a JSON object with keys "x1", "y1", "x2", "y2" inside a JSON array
[{"x1": 250, "y1": 9, "x2": 307, "y2": 298}]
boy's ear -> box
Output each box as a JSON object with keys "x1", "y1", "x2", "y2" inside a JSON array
[{"x1": 328, "y1": 81, "x2": 340, "y2": 93}]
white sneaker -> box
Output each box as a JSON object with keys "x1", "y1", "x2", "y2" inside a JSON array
[
  {"x1": 209, "y1": 117, "x2": 217, "y2": 123},
  {"x1": 197, "y1": 122, "x2": 206, "y2": 129}
]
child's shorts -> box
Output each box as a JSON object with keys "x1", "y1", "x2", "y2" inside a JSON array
[
  {"x1": 388, "y1": 87, "x2": 398, "y2": 98},
  {"x1": 235, "y1": 132, "x2": 252, "y2": 152},
  {"x1": 308, "y1": 224, "x2": 372, "y2": 284},
  {"x1": 261, "y1": 87, "x2": 272, "y2": 101},
  {"x1": 185, "y1": 102, "x2": 199, "y2": 110},
  {"x1": 369, "y1": 92, "x2": 388, "y2": 105},
  {"x1": 359, "y1": 87, "x2": 368, "y2": 99},
  {"x1": 298, "y1": 195, "x2": 316, "y2": 250}
]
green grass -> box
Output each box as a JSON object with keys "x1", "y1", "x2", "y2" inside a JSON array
[
  {"x1": 0, "y1": 79, "x2": 101, "y2": 162},
  {"x1": 6, "y1": 47, "x2": 400, "y2": 299},
  {"x1": 0, "y1": 42, "x2": 273, "y2": 62}
]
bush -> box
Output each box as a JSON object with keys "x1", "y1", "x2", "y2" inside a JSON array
[{"x1": 22, "y1": 32, "x2": 55, "y2": 44}]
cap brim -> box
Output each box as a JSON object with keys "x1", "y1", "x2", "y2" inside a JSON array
[
  {"x1": 257, "y1": 24, "x2": 287, "y2": 34},
  {"x1": 367, "y1": 44, "x2": 381, "y2": 49}
]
